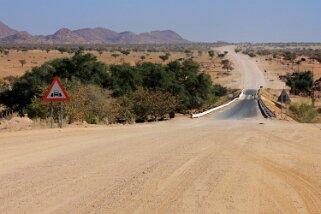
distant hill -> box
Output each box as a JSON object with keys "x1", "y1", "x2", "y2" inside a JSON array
[
  {"x1": 1, "y1": 31, "x2": 35, "y2": 43},
  {"x1": 73, "y1": 28, "x2": 119, "y2": 43},
  {"x1": 0, "y1": 21, "x2": 189, "y2": 44},
  {"x1": 0, "y1": 21, "x2": 18, "y2": 39}
]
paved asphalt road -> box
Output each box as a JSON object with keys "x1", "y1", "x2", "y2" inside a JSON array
[
  {"x1": 210, "y1": 46, "x2": 267, "y2": 121},
  {"x1": 213, "y1": 89, "x2": 260, "y2": 120}
]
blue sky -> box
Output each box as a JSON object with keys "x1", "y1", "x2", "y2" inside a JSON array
[{"x1": 0, "y1": 0, "x2": 320, "y2": 42}]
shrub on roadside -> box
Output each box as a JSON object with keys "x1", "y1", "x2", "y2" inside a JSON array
[
  {"x1": 283, "y1": 51, "x2": 296, "y2": 61},
  {"x1": 289, "y1": 103, "x2": 318, "y2": 123},
  {"x1": 27, "y1": 83, "x2": 118, "y2": 124},
  {"x1": 213, "y1": 84, "x2": 228, "y2": 97},
  {"x1": 130, "y1": 88, "x2": 178, "y2": 122},
  {"x1": 286, "y1": 71, "x2": 313, "y2": 96},
  {"x1": 116, "y1": 96, "x2": 136, "y2": 124},
  {"x1": 64, "y1": 83, "x2": 117, "y2": 124}
]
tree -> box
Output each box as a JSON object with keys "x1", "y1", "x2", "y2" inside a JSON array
[
  {"x1": 283, "y1": 51, "x2": 296, "y2": 61},
  {"x1": 213, "y1": 84, "x2": 227, "y2": 97},
  {"x1": 184, "y1": 49, "x2": 192, "y2": 54},
  {"x1": 19, "y1": 60, "x2": 27, "y2": 68},
  {"x1": 159, "y1": 53, "x2": 170, "y2": 62},
  {"x1": 218, "y1": 53, "x2": 225, "y2": 58},
  {"x1": 120, "y1": 50, "x2": 130, "y2": 56},
  {"x1": 130, "y1": 88, "x2": 177, "y2": 122},
  {"x1": 248, "y1": 52, "x2": 256, "y2": 58},
  {"x1": 140, "y1": 55, "x2": 146, "y2": 61},
  {"x1": 57, "y1": 47, "x2": 67, "y2": 54},
  {"x1": 234, "y1": 48, "x2": 241, "y2": 53},
  {"x1": 111, "y1": 53, "x2": 120, "y2": 59},
  {"x1": 138, "y1": 62, "x2": 174, "y2": 90},
  {"x1": 221, "y1": 59, "x2": 233, "y2": 72},
  {"x1": 286, "y1": 71, "x2": 313, "y2": 96},
  {"x1": 208, "y1": 50, "x2": 215, "y2": 58},
  {"x1": 97, "y1": 49, "x2": 104, "y2": 56},
  {"x1": 166, "y1": 59, "x2": 218, "y2": 111},
  {"x1": 110, "y1": 64, "x2": 142, "y2": 96}
]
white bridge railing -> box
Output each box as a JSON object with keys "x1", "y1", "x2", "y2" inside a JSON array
[{"x1": 192, "y1": 90, "x2": 244, "y2": 118}]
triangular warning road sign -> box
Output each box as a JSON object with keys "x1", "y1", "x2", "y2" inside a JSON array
[
  {"x1": 43, "y1": 77, "x2": 70, "y2": 102},
  {"x1": 278, "y1": 89, "x2": 291, "y2": 103}
]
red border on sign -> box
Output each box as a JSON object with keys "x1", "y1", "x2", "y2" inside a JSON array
[{"x1": 43, "y1": 76, "x2": 70, "y2": 102}]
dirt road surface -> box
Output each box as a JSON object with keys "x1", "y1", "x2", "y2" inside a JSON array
[
  {"x1": 219, "y1": 46, "x2": 285, "y2": 90},
  {"x1": 1, "y1": 47, "x2": 320, "y2": 213},
  {"x1": 1, "y1": 119, "x2": 321, "y2": 213}
]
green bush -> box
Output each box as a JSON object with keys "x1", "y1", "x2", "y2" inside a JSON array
[
  {"x1": 120, "y1": 50, "x2": 130, "y2": 55},
  {"x1": 248, "y1": 52, "x2": 256, "y2": 58},
  {"x1": 234, "y1": 48, "x2": 241, "y2": 53},
  {"x1": 283, "y1": 51, "x2": 296, "y2": 61},
  {"x1": 110, "y1": 63, "x2": 142, "y2": 96},
  {"x1": 159, "y1": 53, "x2": 170, "y2": 62},
  {"x1": 213, "y1": 84, "x2": 227, "y2": 97},
  {"x1": 116, "y1": 96, "x2": 136, "y2": 124},
  {"x1": 286, "y1": 71, "x2": 313, "y2": 96},
  {"x1": 289, "y1": 103, "x2": 318, "y2": 123},
  {"x1": 208, "y1": 50, "x2": 215, "y2": 58}
]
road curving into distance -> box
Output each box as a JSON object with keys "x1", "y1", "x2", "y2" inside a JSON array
[{"x1": 211, "y1": 46, "x2": 267, "y2": 120}]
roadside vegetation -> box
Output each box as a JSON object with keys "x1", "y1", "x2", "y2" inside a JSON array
[
  {"x1": 285, "y1": 71, "x2": 320, "y2": 122},
  {"x1": 0, "y1": 49, "x2": 229, "y2": 124},
  {"x1": 289, "y1": 103, "x2": 318, "y2": 123},
  {"x1": 285, "y1": 71, "x2": 314, "y2": 96},
  {"x1": 0, "y1": 43, "x2": 226, "y2": 55}
]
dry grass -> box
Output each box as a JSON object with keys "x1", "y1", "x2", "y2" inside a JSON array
[
  {"x1": 262, "y1": 88, "x2": 321, "y2": 122},
  {"x1": 256, "y1": 54, "x2": 321, "y2": 80}
]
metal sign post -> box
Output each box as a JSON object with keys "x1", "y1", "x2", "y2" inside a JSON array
[
  {"x1": 43, "y1": 76, "x2": 70, "y2": 128},
  {"x1": 278, "y1": 89, "x2": 291, "y2": 120},
  {"x1": 50, "y1": 101, "x2": 53, "y2": 128},
  {"x1": 60, "y1": 101, "x2": 63, "y2": 128},
  {"x1": 285, "y1": 103, "x2": 288, "y2": 120},
  {"x1": 280, "y1": 97, "x2": 283, "y2": 119}
]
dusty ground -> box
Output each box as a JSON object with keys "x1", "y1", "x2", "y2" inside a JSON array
[
  {"x1": 0, "y1": 116, "x2": 33, "y2": 131},
  {"x1": 256, "y1": 54, "x2": 321, "y2": 80},
  {"x1": 0, "y1": 118, "x2": 320, "y2": 213}
]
